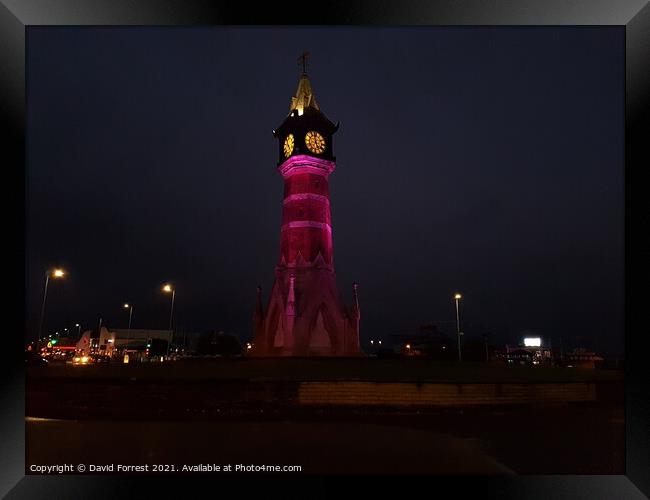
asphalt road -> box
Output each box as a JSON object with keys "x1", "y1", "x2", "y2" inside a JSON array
[
  {"x1": 26, "y1": 405, "x2": 624, "y2": 475},
  {"x1": 26, "y1": 360, "x2": 624, "y2": 475}
]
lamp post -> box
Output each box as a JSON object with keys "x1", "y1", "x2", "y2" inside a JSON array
[
  {"x1": 37, "y1": 268, "x2": 66, "y2": 344},
  {"x1": 454, "y1": 293, "x2": 462, "y2": 362},
  {"x1": 96, "y1": 317, "x2": 102, "y2": 353},
  {"x1": 162, "y1": 284, "x2": 175, "y2": 357},
  {"x1": 75, "y1": 323, "x2": 81, "y2": 337},
  {"x1": 123, "y1": 303, "x2": 133, "y2": 350}
]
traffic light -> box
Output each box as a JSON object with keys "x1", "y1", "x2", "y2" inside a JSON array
[{"x1": 50, "y1": 339, "x2": 58, "y2": 345}]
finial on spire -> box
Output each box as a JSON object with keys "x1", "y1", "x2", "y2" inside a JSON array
[{"x1": 297, "y1": 51, "x2": 310, "y2": 75}]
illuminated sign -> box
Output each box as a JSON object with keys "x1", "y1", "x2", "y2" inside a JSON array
[{"x1": 523, "y1": 337, "x2": 541, "y2": 347}]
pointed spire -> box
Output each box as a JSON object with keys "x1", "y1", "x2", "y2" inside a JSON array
[
  {"x1": 285, "y1": 275, "x2": 297, "y2": 340},
  {"x1": 286, "y1": 275, "x2": 296, "y2": 317},
  {"x1": 313, "y1": 251, "x2": 326, "y2": 268},
  {"x1": 289, "y1": 74, "x2": 320, "y2": 116},
  {"x1": 351, "y1": 282, "x2": 360, "y2": 321},
  {"x1": 295, "y1": 250, "x2": 306, "y2": 267}
]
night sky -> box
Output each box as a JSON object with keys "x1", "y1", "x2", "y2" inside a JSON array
[{"x1": 26, "y1": 27, "x2": 624, "y2": 356}]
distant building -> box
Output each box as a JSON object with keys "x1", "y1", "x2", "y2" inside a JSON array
[
  {"x1": 496, "y1": 336, "x2": 552, "y2": 366},
  {"x1": 76, "y1": 327, "x2": 173, "y2": 357},
  {"x1": 111, "y1": 328, "x2": 173, "y2": 350},
  {"x1": 563, "y1": 348, "x2": 604, "y2": 369}
]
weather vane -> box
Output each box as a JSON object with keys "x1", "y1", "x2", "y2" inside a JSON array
[{"x1": 297, "y1": 51, "x2": 310, "y2": 74}]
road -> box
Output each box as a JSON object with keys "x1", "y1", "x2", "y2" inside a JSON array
[{"x1": 26, "y1": 405, "x2": 623, "y2": 475}]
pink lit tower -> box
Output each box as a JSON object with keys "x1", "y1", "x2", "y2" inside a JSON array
[{"x1": 251, "y1": 54, "x2": 362, "y2": 357}]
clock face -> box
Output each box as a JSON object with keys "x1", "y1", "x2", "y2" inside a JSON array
[
  {"x1": 305, "y1": 131, "x2": 326, "y2": 154},
  {"x1": 283, "y1": 134, "x2": 295, "y2": 157}
]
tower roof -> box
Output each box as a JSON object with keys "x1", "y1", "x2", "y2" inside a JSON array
[
  {"x1": 289, "y1": 73, "x2": 320, "y2": 116},
  {"x1": 273, "y1": 56, "x2": 339, "y2": 144}
]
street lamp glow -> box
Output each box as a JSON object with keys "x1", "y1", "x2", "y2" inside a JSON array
[
  {"x1": 38, "y1": 267, "x2": 68, "y2": 343},
  {"x1": 454, "y1": 292, "x2": 463, "y2": 362},
  {"x1": 161, "y1": 284, "x2": 176, "y2": 357},
  {"x1": 124, "y1": 303, "x2": 130, "y2": 309}
]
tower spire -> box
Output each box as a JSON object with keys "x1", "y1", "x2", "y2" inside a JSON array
[
  {"x1": 290, "y1": 52, "x2": 319, "y2": 115},
  {"x1": 352, "y1": 282, "x2": 360, "y2": 321},
  {"x1": 285, "y1": 275, "x2": 296, "y2": 339}
]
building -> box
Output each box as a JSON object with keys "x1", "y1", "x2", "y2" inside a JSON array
[
  {"x1": 251, "y1": 56, "x2": 361, "y2": 357},
  {"x1": 75, "y1": 327, "x2": 172, "y2": 357},
  {"x1": 563, "y1": 348, "x2": 604, "y2": 369},
  {"x1": 496, "y1": 336, "x2": 553, "y2": 365}
]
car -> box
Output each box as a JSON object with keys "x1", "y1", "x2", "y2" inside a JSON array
[
  {"x1": 72, "y1": 354, "x2": 92, "y2": 365},
  {"x1": 93, "y1": 355, "x2": 111, "y2": 364}
]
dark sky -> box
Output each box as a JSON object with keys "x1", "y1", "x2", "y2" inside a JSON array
[{"x1": 26, "y1": 27, "x2": 624, "y2": 356}]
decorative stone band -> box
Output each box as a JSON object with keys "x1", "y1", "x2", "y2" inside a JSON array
[
  {"x1": 278, "y1": 259, "x2": 334, "y2": 270},
  {"x1": 283, "y1": 193, "x2": 330, "y2": 205},
  {"x1": 278, "y1": 154, "x2": 336, "y2": 179},
  {"x1": 281, "y1": 221, "x2": 332, "y2": 232}
]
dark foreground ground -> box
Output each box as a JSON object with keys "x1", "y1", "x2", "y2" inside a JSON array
[
  {"x1": 26, "y1": 359, "x2": 624, "y2": 475},
  {"x1": 26, "y1": 405, "x2": 624, "y2": 475}
]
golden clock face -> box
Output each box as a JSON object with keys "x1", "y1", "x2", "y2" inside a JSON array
[
  {"x1": 305, "y1": 131, "x2": 326, "y2": 154},
  {"x1": 283, "y1": 134, "x2": 294, "y2": 158}
]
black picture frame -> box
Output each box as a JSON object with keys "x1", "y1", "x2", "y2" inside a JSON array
[{"x1": 2, "y1": 1, "x2": 648, "y2": 498}]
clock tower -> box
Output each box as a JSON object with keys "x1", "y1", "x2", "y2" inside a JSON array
[{"x1": 250, "y1": 57, "x2": 362, "y2": 357}]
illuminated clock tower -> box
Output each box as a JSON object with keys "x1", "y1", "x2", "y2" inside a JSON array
[{"x1": 251, "y1": 55, "x2": 362, "y2": 357}]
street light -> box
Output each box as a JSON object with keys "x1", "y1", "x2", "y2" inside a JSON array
[
  {"x1": 75, "y1": 323, "x2": 81, "y2": 337},
  {"x1": 454, "y1": 293, "x2": 463, "y2": 362},
  {"x1": 162, "y1": 284, "x2": 176, "y2": 357},
  {"x1": 162, "y1": 285, "x2": 175, "y2": 329},
  {"x1": 123, "y1": 303, "x2": 134, "y2": 352},
  {"x1": 123, "y1": 303, "x2": 133, "y2": 329},
  {"x1": 37, "y1": 268, "x2": 66, "y2": 344}
]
